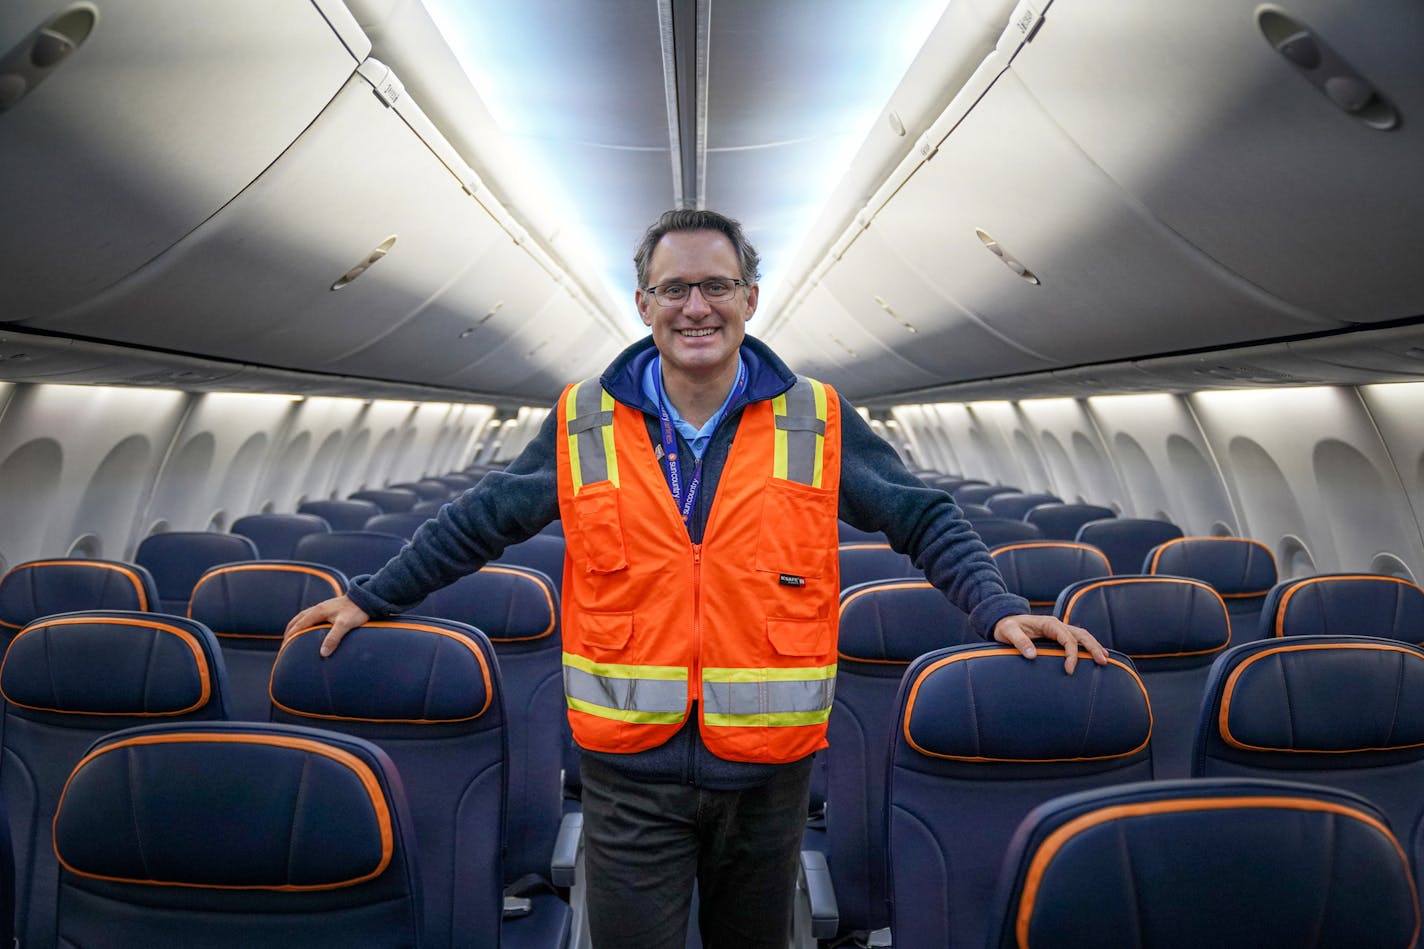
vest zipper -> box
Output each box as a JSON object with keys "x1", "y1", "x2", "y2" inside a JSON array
[{"x1": 691, "y1": 542, "x2": 703, "y2": 706}]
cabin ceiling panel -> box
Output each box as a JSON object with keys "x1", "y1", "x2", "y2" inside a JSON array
[
  {"x1": 442, "y1": 289, "x2": 603, "y2": 400},
  {"x1": 1011, "y1": 0, "x2": 1424, "y2": 322},
  {"x1": 0, "y1": 0, "x2": 366, "y2": 324},
  {"x1": 18, "y1": 70, "x2": 553, "y2": 379},
  {"x1": 860, "y1": 72, "x2": 1341, "y2": 378}
]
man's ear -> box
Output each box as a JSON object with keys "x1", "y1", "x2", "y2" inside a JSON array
[
  {"x1": 744, "y1": 283, "x2": 758, "y2": 321},
  {"x1": 636, "y1": 288, "x2": 654, "y2": 327}
]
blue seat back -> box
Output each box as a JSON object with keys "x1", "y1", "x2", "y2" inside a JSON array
[
  {"x1": 954, "y1": 484, "x2": 1019, "y2": 505},
  {"x1": 365, "y1": 512, "x2": 431, "y2": 540},
  {"x1": 2, "y1": 611, "x2": 230, "y2": 948},
  {"x1": 1260, "y1": 573, "x2": 1424, "y2": 644},
  {"x1": 837, "y1": 520, "x2": 885, "y2": 543},
  {"x1": 988, "y1": 778, "x2": 1418, "y2": 949},
  {"x1": 54, "y1": 721, "x2": 422, "y2": 948},
  {"x1": 294, "y1": 530, "x2": 408, "y2": 579},
  {"x1": 837, "y1": 543, "x2": 921, "y2": 591},
  {"x1": 828, "y1": 580, "x2": 973, "y2": 933},
  {"x1": 389, "y1": 479, "x2": 452, "y2": 501},
  {"x1": 270, "y1": 618, "x2": 520, "y2": 948},
  {"x1": 494, "y1": 533, "x2": 567, "y2": 595},
  {"x1": 231, "y1": 513, "x2": 331, "y2": 559},
  {"x1": 1075, "y1": 517, "x2": 1183, "y2": 575},
  {"x1": 436, "y1": 474, "x2": 478, "y2": 491},
  {"x1": 970, "y1": 518, "x2": 1043, "y2": 547},
  {"x1": 188, "y1": 561, "x2": 347, "y2": 721},
  {"x1": 1056, "y1": 576, "x2": 1230, "y2": 778},
  {"x1": 135, "y1": 532, "x2": 259, "y2": 615},
  {"x1": 416, "y1": 565, "x2": 564, "y2": 883},
  {"x1": 888, "y1": 644, "x2": 1152, "y2": 949},
  {"x1": 985, "y1": 492, "x2": 1062, "y2": 520},
  {"x1": 0, "y1": 559, "x2": 158, "y2": 645},
  {"x1": 1194, "y1": 635, "x2": 1424, "y2": 854},
  {"x1": 1025, "y1": 503, "x2": 1117, "y2": 541},
  {"x1": 298, "y1": 499, "x2": 383, "y2": 532},
  {"x1": 990, "y1": 542, "x2": 1112, "y2": 613},
  {"x1": 956, "y1": 502, "x2": 993, "y2": 519},
  {"x1": 412, "y1": 498, "x2": 446, "y2": 516},
  {"x1": 348, "y1": 488, "x2": 419, "y2": 513},
  {"x1": 1146, "y1": 537, "x2": 1277, "y2": 644}
]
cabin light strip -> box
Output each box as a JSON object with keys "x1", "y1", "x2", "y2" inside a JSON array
[
  {"x1": 694, "y1": 0, "x2": 712, "y2": 210},
  {"x1": 657, "y1": 1, "x2": 685, "y2": 208}
]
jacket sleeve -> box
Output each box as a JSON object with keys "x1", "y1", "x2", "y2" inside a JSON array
[
  {"x1": 834, "y1": 395, "x2": 1029, "y2": 639},
  {"x1": 346, "y1": 409, "x2": 562, "y2": 617}
]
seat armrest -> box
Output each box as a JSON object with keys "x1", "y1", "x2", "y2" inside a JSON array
[
  {"x1": 797, "y1": 848, "x2": 838, "y2": 941},
  {"x1": 551, "y1": 810, "x2": 583, "y2": 887}
]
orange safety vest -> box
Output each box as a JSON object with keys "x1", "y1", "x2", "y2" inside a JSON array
[{"x1": 555, "y1": 374, "x2": 842, "y2": 764}]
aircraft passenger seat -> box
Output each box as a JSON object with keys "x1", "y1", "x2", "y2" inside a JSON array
[
  {"x1": 0, "y1": 558, "x2": 158, "y2": 646},
  {"x1": 985, "y1": 491, "x2": 1063, "y2": 520},
  {"x1": 188, "y1": 561, "x2": 347, "y2": 720},
  {"x1": 52, "y1": 721, "x2": 422, "y2": 948},
  {"x1": 272, "y1": 617, "x2": 570, "y2": 948},
  {"x1": 415, "y1": 565, "x2": 565, "y2": 885},
  {"x1": 134, "y1": 531, "x2": 259, "y2": 614},
  {"x1": 826, "y1": 580, "x2": 973, "y2": 938},
  {"x1": 412, "y1": 498, "x2": 446, "y2": 516},
  {"x1": 1259, "y1": 573, "x2": 1424, "y2": 644},
  {"x1": 1193, "y1": 635, "x2": 1424, "y2": 870},
  {"x1": 1056, "y1": 576, "x2": 1230, "y2": 778},
  {"x1": 970, "y1": 518, "x2": 1043, "y2": 547},
  {"x1": 297, "y1": 498, "x2": 383, "y2": 531},
  {"x1": 1024, "y1": 502, "x2": 1117, "y2": 541},
  {"x1": 293, "y1": 530, "x2": 408, "y2": 579},
  {"x1": 1074, "y1": 517, "x2": 1183, "y2": 575},
  {"x1": 887, "y1": 644, "x2": 1152, "y2": 949},
  {"x1": 1, "y1": 611, "x2": 231, "y2": 948},
  {"x1": 231, "y1": 512, "x2": 331, "y2": 559},
  {"x1": 987, "y1": 778, "x2": 1417, "y2": 949},
  {"x1": 494, "y1": 533, "x2": 568, "y2": 595},
  {"x1": 365, "y1": 511, "x2": 431, "y2": 540},
  {"x1": 837, "y1": 543, "x2": 921, "y2": 590},
  {"x1": 989, "y1": 541, "x2": 1112, "y2": 613},
  {"x1": 1145, "y1": 536, "x2": 1276, "y2": 644},
  {"x1": 389, "y1": 479, "x2": 453, "y2": 501},
  {"x1": 837, "y1": 520, "x2": 886, "y2": 543},
  {"x1": 348, "y1": 487, "x2": 420, "y2": 513},
  {"x1": 957, "y1": 502, "x2": 994, "y2": 519},
  {"x1": 437, "y1": 473, "x2": 479, "y2": 491},
  {"x1": 954, "y1": 484, "x2": 1020, "y2": 505}
]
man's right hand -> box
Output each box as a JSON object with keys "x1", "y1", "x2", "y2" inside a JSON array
[{"x1": 283, "y1": 595, "x2": 371, "y2": 657}]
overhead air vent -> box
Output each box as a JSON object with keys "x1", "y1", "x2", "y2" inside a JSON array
[
  {"x1": 0, "y1": 4, "x2": 98, "y2": 113},
  {"x1": 1257, "y1": 6, "x2": 1399, "y2": 130},
  {"x1": 331, "y1": 236, "x2": 397, "y2": 291},
  {"x1": 975, "y1": 228, "x2": 1039, "y2": 285}
]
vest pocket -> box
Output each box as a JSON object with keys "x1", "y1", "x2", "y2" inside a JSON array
[
  {"x1": 767, "y1": 617, "x2": 832, "y2": 657},
  {"x1": 578, "y1": 610, "x2": 634, "y2": 651},
  {"x1": 754, "y1": 477, "x2": 835, "y2": 579},
  {"x1": 572, "y1": 480, "x2": 628, "y2": 574}
]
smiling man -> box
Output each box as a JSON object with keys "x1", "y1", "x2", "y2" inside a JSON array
[{"x1": 286, "y1": 208, "x2": 1104, "y2": 948}]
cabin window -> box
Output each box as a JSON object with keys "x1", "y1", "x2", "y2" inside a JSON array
[
  {"x1": 207, "y1": 511, "x2": 227, "y2": 532},
  {"x1": 1369, "y1": 553, "x2": 1415, "y2": 583},
  {"x1": 1210, "y1": 521, "x2": 1236, "y2": 537},
  {"x1": 1278, "y1": 535, "x2": 1316, "y2": 579},
  {"x1": 66, "y1": 533, "x2": 102, "y2": 559}
]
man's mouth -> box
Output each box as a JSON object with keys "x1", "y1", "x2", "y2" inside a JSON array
[{"x1": 679, "y1": 328, "x2": 717, "y2": 337}]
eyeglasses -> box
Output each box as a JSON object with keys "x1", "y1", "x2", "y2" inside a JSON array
[{"x1": 643, "y1": 278, "x2": 748, "y2": 306}]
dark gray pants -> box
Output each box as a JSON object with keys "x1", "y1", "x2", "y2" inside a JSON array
[{"x1": 579, "y1": 754, "x2": 814, "y2": 949}]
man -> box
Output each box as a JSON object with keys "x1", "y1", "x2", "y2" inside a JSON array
[{"x1": 285, "y1": 209, "x2": 1105, "y2": 948}]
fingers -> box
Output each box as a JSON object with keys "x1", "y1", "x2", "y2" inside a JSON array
[
  {"x1": 992, "y1": 619, "x2": 1037, "y2": 660},
  {"x1": 319, "y1": 621, "x2": 354, "y2": 658},
  {"x1": 993, "y1": 614, "x2": 1109, "y2": 674},
  {"x1": 283, "y1": 596, "x2": 370, "y2": 658}
]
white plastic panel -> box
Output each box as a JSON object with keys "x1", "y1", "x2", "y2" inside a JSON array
[
  {"x1": 0, "y1": 0, "x2": 367, "y2": 322},
  {"x1": 859, "y1": 72, "x2": 1338, "y2": 375},
  {"x1": 1011, "y1": 0, "x2": 1424, "y2": 321},
  {"x1": 1017, "y1": 398, "x2": 1125, "y2": 506}
]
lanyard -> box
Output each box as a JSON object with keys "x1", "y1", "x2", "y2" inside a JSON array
[{"x1": 653, "y1": 359, "x2": 747, "y2": 527}]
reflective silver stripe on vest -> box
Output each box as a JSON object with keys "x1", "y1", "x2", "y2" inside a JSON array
[
  {"x1": 563, "y1": 653, "x2": 688, "y2": 724},
  {"x1": 773, "y1": 377, "x2": 827, "y2": 487},
  {"x1": 700, "y1": 673, "x2": 836, "y2": 727},
  {"x1": 566, "y1": 376, "x2": 616, "y2": 492}
]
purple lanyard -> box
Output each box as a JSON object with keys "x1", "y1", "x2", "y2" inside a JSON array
[{"x1": 654, "y1": 360, "x2": 747, "y2": 527}]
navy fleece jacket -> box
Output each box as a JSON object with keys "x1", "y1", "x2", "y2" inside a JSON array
[{"x1": 347, "y1": 335, "x2": 1030, "y2": 788}]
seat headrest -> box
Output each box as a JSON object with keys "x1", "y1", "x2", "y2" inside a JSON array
[
  {"x1": 1202, "y1": 637, "x2": 1424, "y2": 760},
  {"x1": 990, "y1": 543, "x2": 1112, "y2": 606},
  {"x1": 188, "y1": 562, "x2": 346, "y2": 641},
  {"x1": 1146, "y1": 537, "x2": 1276, "y2": 596},
  {"x1": 2, "y1": 612, "x2": 224, "y2": 718},
  {"x1": 837, "y1": 580, "x2": 970, "y2": 663},
  {"x1": 1057, "y1": 576, "x2": 1229, "y2": 661},
  {"x1": 991, "y1": 778, "x2": 1418, "y2": 949},
  {"x1": 415, "y1": 565, "x2": 557, "y2": 642},
  {"x1": 54, "y1": 723, "x2": 404, "y2": 890},
  {"x1": 272, "y1": 619, "x2": 495, "y2": 724},
  {"x1": 1265, "y1": 574, "x2": 1424, "y2": 643},
  {"x1": 899, "y1": 645, "x2": 1150, "y2": 763},
  {"x1": 0, "y1": 560, "x2": 157, "y2": 632}
]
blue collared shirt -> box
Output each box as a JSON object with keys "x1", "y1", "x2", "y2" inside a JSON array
[{"x1": 641, "y1": 355, "x2": 747, "y2": 459}]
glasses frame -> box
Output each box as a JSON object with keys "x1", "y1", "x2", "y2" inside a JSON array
[{"x1": 643, "y1": 278, "x2": 749, "y2": 307}]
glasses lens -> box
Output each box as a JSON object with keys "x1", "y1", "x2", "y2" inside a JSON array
[
  {"x1": 701, "y1": 279, "x2": 733, "y2": 300},
  {"x1": 656, "y1": 283, "x2": 689, "y2": 305}
]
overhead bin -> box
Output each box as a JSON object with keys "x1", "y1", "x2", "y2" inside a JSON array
[
  {"x1": 1010, "y1": 0, "x2": 1424, "y2": 322},
  {"x1": 0, "y1": 0, "x2": 369, "y2": 323}
]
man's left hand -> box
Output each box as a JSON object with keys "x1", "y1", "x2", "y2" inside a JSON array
[{"x1": 992, "y1": 613, "x2": 1108, "y2": 674}]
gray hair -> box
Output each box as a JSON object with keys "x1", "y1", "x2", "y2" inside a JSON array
[{"x1": 633, "y1": 209, "x2": 761, "y2": 289}]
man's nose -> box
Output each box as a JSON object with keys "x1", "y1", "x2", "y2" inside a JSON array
[{"x1": 683, "y1": 285, "x2": 713, "y2": 314}]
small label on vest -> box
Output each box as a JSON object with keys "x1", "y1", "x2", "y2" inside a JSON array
[{"x1": 779, "y1": 574, "x2": 805, "y2": 587}]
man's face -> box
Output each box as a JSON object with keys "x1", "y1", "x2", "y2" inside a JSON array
[{"x1": 636, "y1": 229, "x2": 758, "y2": 382}]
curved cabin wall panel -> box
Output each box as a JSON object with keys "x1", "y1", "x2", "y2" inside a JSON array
[
  {"x1": 851, "y1": 72, "x2": 1339, "y2": 379},
  {"x1": 0, "y1": 0, "x2": 368, "y2": 324},
  {"x1": 1011, "y1": 0, "x2": 1424, "y2": 322},
  {"x1": 21, "y1": 68, "x2": 518, "y2": 377}
]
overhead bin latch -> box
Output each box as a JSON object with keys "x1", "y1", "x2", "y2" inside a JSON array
[
  {"x1": 356, "y1": 57, "x2": 403, "y2": 109},
  {"x1": 1006, "y1": 0, "x2": 1045, "y2": 45}
]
